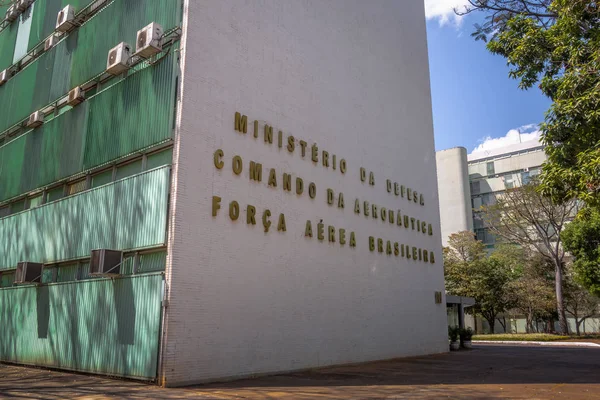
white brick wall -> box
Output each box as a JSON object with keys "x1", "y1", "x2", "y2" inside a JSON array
[{"x1": 162, "y1": 0, "x2": 447, "y2": 386}]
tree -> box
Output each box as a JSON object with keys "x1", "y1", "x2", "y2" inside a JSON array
[
  {"x1": 444, "y1": 232, "x2": 514, "y2": 333},
  {"x1": 457, "y1": 0, "x2": 600, "y2": 205},
  {"x1": 507, "y1": 254, "x2": 556, "y2": 333},
  {"x1": 564, "y1": 277, "x2": 600, "y2": 335},
  {"x1": 562, "y1": 207, "x2": 600, "y2": 296},
  {"x1": 480, "y1": 182, "x2": 578, "y2": 334}
]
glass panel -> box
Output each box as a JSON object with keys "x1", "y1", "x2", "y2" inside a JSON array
[
  {"x1": 91, "y1": 169, "x2": 113, "y2": 188},
  {"x1": 56, "y1": 263, "x2": 80, "y2": 282},
  {"x1": 0, "y1": 205, "x2": 9, "y2": 218},
  {"x1": 486, "y1": 162, "x2": 495, "y2": 176},
  {"x1": 115, "y1": 159, "x2": 142, "y2": 181},
  {"x1": 29, "y1": 193, "x2": 44, "y2": 208},
  {"x1": 0, "y1": 272, "x2": 15, "y2": 288},
  {"x1": 42, "y1": 267, "x2": 56, "y2": 283},
  {"x1": 146, "y1": 149, "x2": 173, "y2": 170},
  {"x1": 470, "y1": 180, "x2": 481, "y2": 195},
  {"x1": 46, "y1": 185, "x2": 65, "y2": 203},
  {"x1": 138, "y1": 251, "x2": 166, "y2": 273},
  {"x1": 11, "y1": 199, "x2": 27, "y2": 213},
  {"x1": 67, "y1": 179, "x2": 87, "y2": 195}
]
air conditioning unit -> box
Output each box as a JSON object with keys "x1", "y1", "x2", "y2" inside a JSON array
[
  {"x1": 135, "y1": 22, "x2": 163, "y2": 58},
  {"x1": 16, "y1": 0, "x2": 33, "y2": 12},
  {"x1": 44, "y1": 35, "x2": 59, "y2": 51},
  {"x1": 0, "y1": 69, "x2": 8, "y2": 86},
  {"x1": 15, "y1": 262, "x2": 43, "y2": 284},
  {"x1": 67, "y1": 86, "x2": 85, "y2": 106},
  {"x1": 5, "y1": 4, "x2": 19, "y2": 22},
  {"x1": 27, "y1": 111, "x2": 44, "y2": 129},
  {"x1": 55, "y1": 4, "x2": 75, "y2": 32},
  {"x1": 106, "y1": 42, "x2": 131, "y2": 75},
  {"x1": 90, "y1": 249, "x2": 123, "y2": 276}
]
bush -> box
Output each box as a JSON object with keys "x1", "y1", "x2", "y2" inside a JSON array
[
  {"x1": 460, "y1": 327, "x2": 474, "y2": 341},
  {"x1": 448, "y1": 326, "x2": 460, "y2": 342}
]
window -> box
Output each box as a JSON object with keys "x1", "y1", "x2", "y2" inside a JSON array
[
  {"x1": 473, "y1": 197, "x2": 482, "y2": 209},
  {"x1": 482, "y1": 193, "x2": 496, "y2": 206},
  {"x1": 470, "y1": 180, "x2": 481, "y2": 195},
  {"x1": 487, "y1": 162, "x2": 495, "y2": 176},
  {"x1": 46, "y1": 185, "x2": 65, "y2": 203},
  {"x1": 146, "y1": 149, "x2": 173, "y2": 170},
  {"x1": 505, "y1": 174, "x2": 515, "y2": 189},
  {"x1": 0, "y1": 205, "x2": 9, "y2": 218},
  {"x1": 91, "y1": 169, "x2": 113, "y2": 188},
  {"x1": 67, "y1": 179, "x2": 87, "y2": 195},
  {"x1": 473, "y1": 216, "x2": 484, "y2": 229},
  {"x1": 475, "y1": 229, "x2": 485, "y2": 242},
  {"x1": 521, "y1": 171, "x2": 531, "y2": 184},
  {"x1": 115, "y1": 159, "x2": 143, "y2": 180},
  {"x1": 11, "y1": 199, "x2": 27, "y2": 213},
  {"x1": 29, "y1": 193, "x2": 44, "y2": 208}
]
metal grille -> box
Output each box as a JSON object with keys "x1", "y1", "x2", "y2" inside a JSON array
[
  {"x1": 0, "y1": 51, "x2": 176, "y2": 202},
  {"x1": 0, "y1": 273, "x2": 163, "y2": 379},
  {"x1": 0, "y1": 166, "x2": 170, "y2": 269}
]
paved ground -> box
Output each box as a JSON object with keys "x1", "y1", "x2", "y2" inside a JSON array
[{"x1": 1, "y1": 344, "x2": 599, "y2": 399}]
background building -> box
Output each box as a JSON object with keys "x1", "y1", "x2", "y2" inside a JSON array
[
  {"x1": 468, "y1": 140, "x2": 546, "y2": 248},
  {"x1": 436, "y1": 139, "x2": 546, "y2": 247},
  {"x1": 0, "y1": 0, "x2": 447, "y2": 386},
  {"x1": 436, "y1": 147, "x2": 473, "y2": 246}
]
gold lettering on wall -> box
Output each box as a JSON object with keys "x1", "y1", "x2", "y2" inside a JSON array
[
  {"x1": 229, "y1": 201, "x2": 239, "y2": 220},
  {"x1": 212, "y1": 196, "x2": 221, "y2": 217},
  {"x1": 247, "y1": 205, "x2": 256, "y2": 225},
  {"x1": 309, "y1": 183, "x2": 317, "y2": 199},
  {"x1": 263, "y1": 210, "x2": 271, "y2": 232},
  {"x1": 234, "y1": 112, "x2": 248, "y2": 133},
  {"x1": 268, "y1": 168, "x2": 277, "y2": 187},
  {"x1": 278, "y1": 214, "x2": 287, "y2": 232},
  {"x1": 214, "y1": 149, "x2": 224, "y2": 169},
  {"x1": 305, "y1": 220, "x2": 313, "y2": 237},
  {"x1": 232, "y1": 155, "x2": 243, "y2": 175},
  {"x1": 249, "y1": 161, "x2": 262, "y2": 182}
]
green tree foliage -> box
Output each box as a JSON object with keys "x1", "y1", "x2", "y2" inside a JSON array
[
  {"x1": 564, "y1": 276, "x2": 600, "y2": 335},
  {"x1": 480, "y1": 181, "x2": 578, "y2": 334},
  {"x1": 506, "y1": 252, "x2": 557, "y2": 333},
  {"x1": 444, "y1": 232, "x2": 515, "y2": 333},
  {"x1": 457, "y1": 0, "x2": 600, "y2": 205},
  {"x1": 563, "y1": 207, "x2": 600, "y2": 296}
]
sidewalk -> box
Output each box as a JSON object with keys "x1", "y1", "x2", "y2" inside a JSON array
[{"x1": 1, "y1": 344, "x2": 599, "y2": 399}]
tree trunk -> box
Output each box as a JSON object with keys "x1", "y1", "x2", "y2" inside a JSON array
[
  {"x1": 497, "y1": 317, "x2": 507, "y2": 333},
  {"x1": 575, "y1": 318, "x2": 581, "y2": 336},
  {"x1": 486, "y1": 317, "x2": 496, "y2": 334},
  {"x1": 554, "y1": 260, "x2": 569, "y2": 334}
]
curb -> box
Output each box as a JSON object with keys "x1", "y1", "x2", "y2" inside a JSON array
[{"x1": 474, "y1": 340, "x2": 600, "y2": 348}]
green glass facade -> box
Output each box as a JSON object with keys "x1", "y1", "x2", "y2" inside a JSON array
[{"x1": 0, "y1": 0, "x2": 180, "y2": 380}]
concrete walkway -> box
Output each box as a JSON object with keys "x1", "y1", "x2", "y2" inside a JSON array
[{"x1": 1, "y1": 344, "x2": 599, "y2": 399}]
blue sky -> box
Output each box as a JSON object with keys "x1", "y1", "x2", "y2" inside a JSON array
[{"x1": 424, "y1": 1, "x2": 551, "y2": 154}]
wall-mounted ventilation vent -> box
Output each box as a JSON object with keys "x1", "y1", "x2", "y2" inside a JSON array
[
  {"x1": 15, "y1": 262, "x2": 43, "y2": 284},
  {"x1": 16, "y1": 0, "x2": 33, "y2": 12},
  {"x1": 106, "y1": 42, "x2": 131, "y2": 75},
  {"x1": 44, "y1": 35, "x2": 59, "y2": 51},
  {"x1": 56, "y1": 5, "x2": 75, "y2": 32},
  {"x1": 27, "y1": 111, "x2": 44, "y2": 129},
  {"x1": 67, "y1": 86, "x2": 85, "y2": 106},
  {"x1": 135, "y1": 22, "x2": 163, "y2": 58},
  {"x1": 90, "y1": 249, "x2": 123, "y2": 276},
  {"x1": 0, "y1": 69, "x2": 8, "y2": 86},
  {"x1": 5, "y1": 4, "x2": 19, "y2": 22}
]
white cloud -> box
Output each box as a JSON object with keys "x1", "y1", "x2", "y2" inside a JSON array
[
  {"x1": 470, "y1": 124, "x2": 542, "y2": 156},
  {"x1": 424, "y1": 0, "x2": 471, "y2": 26}
]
